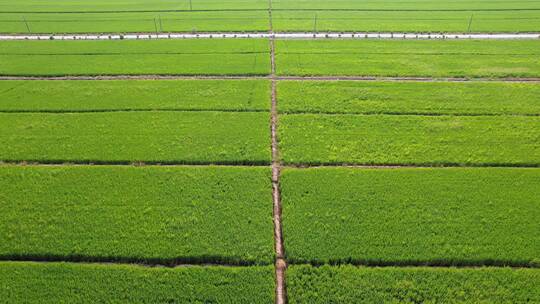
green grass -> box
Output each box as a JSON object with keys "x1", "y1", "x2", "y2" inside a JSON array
[
  {"x1": 278, "y1": 81, "x2": 540, "y2": 115},
  {"x1": 272, "y1": 0, "x2": 540, "y2": 10},
  {"x1": 0, "y1": 80, "x2": 270, "y2": 112},
  {"x1": 0, "y1": 262, "x2": 274, "y2": 303},
  {"x1": 0, "y1": 111, "x2": 270, "y2": 164},
  {"x1": 281, "y1": 167, "x2": 540, "y2": 266},
  {"x1": 0, "y1": 0, "x2": 269, "y2": 12},
  {"x1": 288, "y1": 265, "x2": 540, "y2": 304},
  {"x1": 279, "y1": 114, "x2": 540, "y2": 166},
  {"x1": 0, "y1": 166, "x2": 273, "y2": 264},
  {"x1": 0, "y1": 39, "x2": 270, "y2": 76},
  {"x1": 0, "y1": 11, "x2": 269, "y2": 33},
  {"x1": 276, "y1": 40, "x2": 540, "y2": 78}
]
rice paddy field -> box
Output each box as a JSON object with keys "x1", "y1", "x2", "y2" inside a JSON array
[{"x1": 0, "y1": 0, "x2": 539, "y2": 303}]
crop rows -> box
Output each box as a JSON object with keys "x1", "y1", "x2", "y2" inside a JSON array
[
  {"x1": 287, "y1": 265, "x2": 540, "y2": 303},
  {"x1": 0, "y1": 262, "x2": 275, "y2": 303},
  {"x1": 0, "y1": 17, "x2": 539, "y2": 303},
  {"x1": 1, "y1": 0, "x2": 539, "y2": 34},
  {"x1": 281, "y1": 167, "x2": 540, "y2": 267},
  {"x1": 2, "y1": 39, "x2": 540, "y2": 78},
  {"x1": 0, "y1": 79, "x2": 270, "y2": 112},
  {"x1": 0, "y1": 166, "x2": 274, "y2": 265}
]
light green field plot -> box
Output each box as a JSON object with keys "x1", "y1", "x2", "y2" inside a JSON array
[
  {"x1": 272, "y1": 10, "x2": 540, "y2": 33},
  {"x1": 278, "y1": 81, "x2": 540, "y2": 115},
  {"x1": 0, "y1": 11, "x2": 269, "y2": 34},
  {"x1": 276, "y1": 40, "x2": 540, "y2": 78},
  {"x1": 272, "y1": 0, "x2": 540, "y2": 10},
  {"x1": 0, "y1": 0, "x2": 269, "y2": 12},
  {"x1": 0, "y1": 262, "x2": 274, "y2": 303},
  {"x1": 281, "y1": 168, "x2": 540, "y2": 266},
  {"x1": 0, "y1": 39, "x2": 270, "y2": 76},
  {"x1": 0, "y1": 80, "x2": 270, "y2": 112},
  {"x1": 288, "y1": 265, "x2": 540, "y2": 304},
  {"x1": 279, "y1": 114, "x2": 540, "y2": 166},
  {"x1": 0, "y1": 166, "x2": 273, "y2": 264},
  {"x1": 0, "y1": 111, "x2": 270, "y2": 164}
]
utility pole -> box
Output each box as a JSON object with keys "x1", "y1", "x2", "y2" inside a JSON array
[
  {"x1": 467, "y1": 14, "x2": 474, "y2": 33},
  {"x1": 23, "y1": 16, "x2": 31, "y2": 33},
  {"x1": 159, "y1": 15, "x2": 163, "y2": 32},
  {"x1": 313, "y1": 13, "x2": 318, "y2": 33},
  {"x1": 154, "y1": 18, "x2": 158, "y2": 34},
  {"x1": 189, "y1": 0, "x2": 193, "y2": 11}
]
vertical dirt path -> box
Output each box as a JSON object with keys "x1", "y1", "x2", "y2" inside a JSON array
[{"x1": 269, "y1": 1, "x2": 287, "y2": 304}]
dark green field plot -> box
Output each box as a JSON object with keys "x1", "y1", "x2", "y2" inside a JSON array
[
  {"x1": 278, "y1": 81, "x2": 540, "y2": 115},
  {"x1": 279, "y1": 114, "x2": 540, "y2": 166},
  {"x1": 272, "y1": 11, "x2": 540, "y2": 33},
  {"x1": 0, "y1": 39, "x2": 270, "y2": 76},
  {"x1": 0, "y1": 0, "x2": 269, "y2": 12},
  {"x1": 276, "y1": 40, "x2": 540, "y2": 78},
  {"x1": 0, "y1": 262, "x2": 274, "y2": 303},
  {"x1": 288, "y1": 265, "x2": 540, "y2": 304},
  {"x1": 0, "y1": 166, "x2": 273, "y2": 264},
  {"x1": 0, "y1": 111, "x2": 270, "y2": 164},
  {"x1": 0, "y1": 80, "x2": 270, "y2": 112},
  {"x1": 281, "y1": 168, "x2": 540, "y2": 266},
  {"x1": 0, "y1": 11, "x2": 269, "y2": 34}
]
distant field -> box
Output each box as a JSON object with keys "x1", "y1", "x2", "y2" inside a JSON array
[
  {"x1": 0, "y1": 166, "x2": 273, "y2": 264},
  {"x1": 0, "y1": 111, "x2": 270, "y2": 164},
  {"x1": 281, "y1": 167, "x2": 540, "y2": 266},
  {"x1": 278, "y1": 81, "x2": 540, "y2": 115},
  {"x1": 276, "y1": 40, "x2": 540, "y2": 78},
  {"x1": 0, "y1": 39, "x2": 270, "y2": 76},
  {"x1": 0, "y1": 80, "x2": 270, "y2": 112},
  {"x1": 0, "y1": 0, "x2": 269, "y2": 12},
  {"x1": 0, "y1": 11, "x2": 270, "y2": 34},
  {"x1": 272, "y1": 0, "x2": 540, "y2": 10},
  {"x1": 0, "y1": 262, "x2": 274, "y2": 303},
  {"x1": 288, "y1": 265, "x2": 540, "y2": 303},
  {"x1": 273, "y1": 11, "x2": 540, "y2": 33},
  {"x1": 280, "y1": 114, "x2": 540, "y2": 166}
]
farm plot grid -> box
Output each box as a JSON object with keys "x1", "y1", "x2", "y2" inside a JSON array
[{"x1": 1, "y1": 3, "x2": 540, "y2": 303}]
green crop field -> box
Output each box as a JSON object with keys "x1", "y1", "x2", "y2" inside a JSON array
[
  {"x1": 273, "y1": 10, "x2": 540, "y2": 33},
  {"x1": 272, "y1": 0, "x2": 540, "y2": 10},
  {"x1": 0, "y1": 111, "x2": 270, "y2": 164},
  {"x1": 288, "y1": 265, "x2": 540, "y2": 303},
  {"x1": 1, "y1": 0, "x2": 540, "y2": 302},
  {"x1": 0, "y1": 79, "x2": 270, "y2": 112},
  {"x1": 0, "y1": 11, "x2": 270, "y2": 34},
  {"x1": 280, "y1": 114, "x2": 540, "y2": 166},
  {"x1": 276, "y1": 39, "x2": 540, "y2": 78},
  {"x1": 0, "y1": 0, "x2": 269, "y2": 12},
  {"x1": 281, "y1": 167, "x2": 540, "y2": 266},
  {"x1": 278, "y1": 80, "x2": 540, "y2": 115},
  {"x1": 0, "y1": 39, "x2": 270, "y2": 76},
  {"x1": 0, "y1": 262, "x2": 274, "y2": 303},
  {"x1": 0, "y1": 166, "x2": 273, "y2": 265}
]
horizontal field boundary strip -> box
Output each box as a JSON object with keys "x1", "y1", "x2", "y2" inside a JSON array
[
  {"x1": 0, "y1": 109, "x2": 536, "y2": 117},
  {"x1": 3, "y1": 8, "x2": 540, "y2": 14},
  {"x1": 1, "y1": 32, "x2": 540, "y2": 40},
  {"x1": 0, "y1": 255, "x2": 262, "y2": 267},
  {"x1": 1, "y1": 161, "x2": 539, "y2": 169},
  {"x1": 0, "y1": 108, "x2": 269, "y2": 114},
  {"x1": 2, "y1": 76, "x2": 540, "y2": 83},
  {"x1": 0, "y1": 258, "x2": 536, "y2": 269}
]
